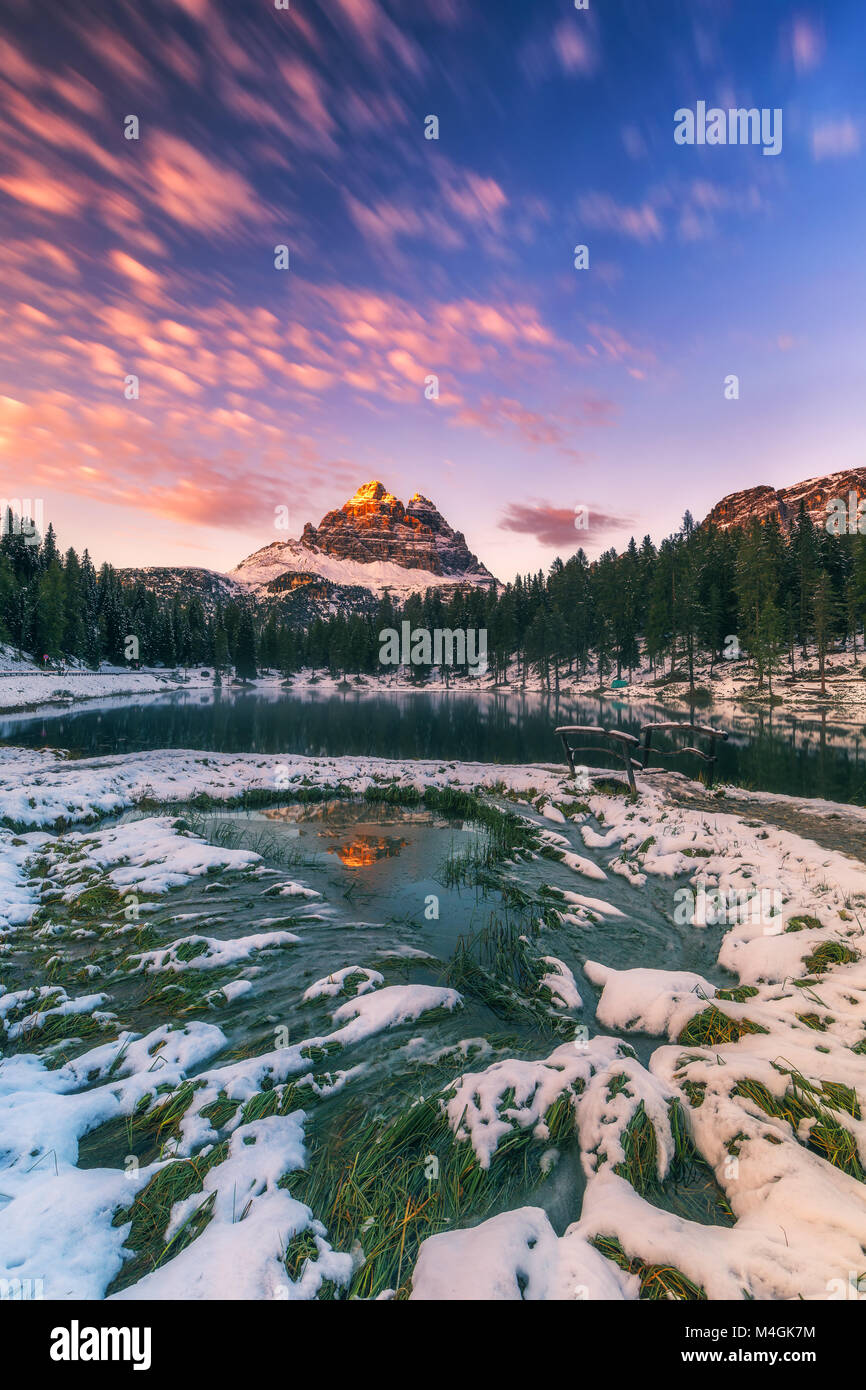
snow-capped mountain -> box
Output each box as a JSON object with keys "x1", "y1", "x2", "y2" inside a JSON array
[
  {"x1": 117, "y1": 482, "x2": 497, "y2": 619},
  {"x1": 230, "y1": 482, "x2": 496, "y2": 602}
]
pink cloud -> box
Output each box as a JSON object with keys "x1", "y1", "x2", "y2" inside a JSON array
[
  {"x1": 0, "y1": 37, "x2": 42, "y2": 89},
  {"x1": 579, "y1": 192, "x2": 663, "y2": 243},
  {"x1": 553, "y1": 21, "x2": 598, "y2": 75},
  {"x1": 109, "y1": 250, "x2": 166, "y2": 296},
  {"x1": 499, "y1": 501, "x2": 628, "y2": 548},
  {"x1": 77, "y1": 25, "x2": 158, "y2": 89},
  {"x1": 171, "y1": 0, "x2": 210, "y2": 18},
  {"x1": 144, "y1": 132, "x2": 262, "y2": 233},
  {"x1": 812, "y1": 119, "x2": 860, "y2": 160},
  {"x1": 438, "y1": 169, "x2": 508, "y2": 228},
  {"x1": 0, "y1": 163, "x2": 83, "y2": 215},
  {"x1": 344, "y1": 164, "x2": 507, "y2": 255},
  {"x1": 332, "y1": 0, "x2": 423, "y2": 75},
  {"x1": 786, "y1": 16, "x2": 825, "y2": 74},
  {"x1": 586, "y1": 323, "x2": 655, "y2": 371}
]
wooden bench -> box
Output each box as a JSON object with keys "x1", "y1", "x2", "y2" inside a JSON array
[
  {"x1": 555, "y1": 721, "x2": 730, "y2": 793},
  {"x1": 555, "y1": 725, "x2": 642, "y2": 796},
  {"x1": 639, "y1": 722, "x2": 728, "y2": 788}
]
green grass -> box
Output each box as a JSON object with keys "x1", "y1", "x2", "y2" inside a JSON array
[
  {"x1": 77, "y1": 1082, "x2": 200, "y2": 1169},
  {"x1": 786, "y1": 915, "x2": 823, "y2": 933},
  {"x1": 445, "y1": 934, "x2": 572, "y2": 1037},
  {"x1": 2, "y1": 1004, "x2": 117, "y2": 1067},
  {"x1": 608, "y1": 1098, "x2": 734, "y2": 1227},
  {"x1": 107, "y1": 1141, "x2": 228, "y2": 1295},
  {"x1": 590, "y1": 1234, "x2": 707, "y2": 1300},
  {"x1": 795, "y1": 1012, "x2": 833, "y2": 1032},
  {"x1": 802, "y1": 941, "x2": 860, "y2": 975},
  {"x1": 677, "y1": 1006, "x2": 769, "y2": 1048},
  {"x1": 174, "y1": 938, "x2": 210, "y2": 964},
  {"x1": 681, "y1": 1080, "x2": 707, "y2": 1108},
  {"x1": 283, "y1": 1086, "x2": 580, "y2": 1300},
  {"x1": 732, "y1": 1075, "x2": 864, "y2": 1182},
  {"x1": 715, "y1": 986, "x2": 759, "y2": 1004},
  {"x1": 283, "y1": 1229, "x2": 320, "y2": 1282},
  {"x1": 68, "y1": 881, "x2": 127, "y2": 919}
]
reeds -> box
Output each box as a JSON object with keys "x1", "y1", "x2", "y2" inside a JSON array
[
  {"x1": 589, "y1": 1234, "x2": 707, "y2": 1300},
  {"x1": 733, "y1": 1073, "x2": 864, "y2": 1182},
  {"x1": 284, "y1": 1086, "x2": 578, "y2": 1299},
  {"x1": 677, "y1": 1006, "x2": 769, "y2": 1047}
]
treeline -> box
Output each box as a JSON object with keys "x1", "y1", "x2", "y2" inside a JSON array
[
  {"x1": 0, "y1": 512, "x2": 256, "y2": 675},
  {"x1": 265, "y1": 504, "x2": 866, "y2": 692},
  {"x1": 3, "y1": 503, "x2": 865, "y2": 691}
]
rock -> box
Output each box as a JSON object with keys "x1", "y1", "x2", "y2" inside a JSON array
[
  {"x1": 300, "y1": 481, "x2": 493, "y2": 579},
  {"x1": 705, "y1": 467, "x2": 866, "y2": 532}
]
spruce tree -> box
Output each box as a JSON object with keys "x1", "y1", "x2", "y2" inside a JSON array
[
  {"x1": 812, "y1": 572, "x2": 837, "y2": 696},
  {"x1": 33, "y1": 561, "x2": 65, "y2": 659},
  {"x1": 235, "y1": 609, "x2": 258, "y2": 681}
]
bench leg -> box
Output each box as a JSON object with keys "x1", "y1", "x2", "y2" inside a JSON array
[
  {"x1": 642, "y1": 728, "x2": 653, "y2": 770},
  {"x1": 706, "y1": 737, "x2": 717, "y2": 789},
  {"x1": 618, "y1": 744, "x2": 637, "y2": 797},
  {"x1": 559, "y1": 734, "x2": 575, "y2": 775}
]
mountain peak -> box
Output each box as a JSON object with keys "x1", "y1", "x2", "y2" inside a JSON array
[
  {"x1": 229, "y1": 481, "x2": 497, "y2": 601},
  {"x1": 345, "y1": 480, "x2": 395, "y2": 508}
]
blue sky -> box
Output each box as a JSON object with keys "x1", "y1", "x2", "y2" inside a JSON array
[{"x1": 0, "y1": 0, "x2": 863, "y2": 580}]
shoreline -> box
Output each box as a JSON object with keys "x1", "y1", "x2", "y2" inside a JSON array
[{"x1": 1, "y1": 660, "x2": 865, "y2": 724}]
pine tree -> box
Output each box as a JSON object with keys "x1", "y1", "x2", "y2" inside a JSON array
[
  {"x1": 62, "y1": 548, "x2": 84, "y2": 655},
  {"x1": 235, "y1": 608, "x2": 258, "y2": 681},
  {"x1": 852, "y1": 536, "x2": 866, "y2": 662},
  {"x1": 0, "y1": 552, "x2": 16, "y2": 642},
  {"x1": 791, "y1": 503, "x2": 818, "y2": 658},
  {"x1": 41, "y1": 523, "x2": 59, "y2": 571},
  {"x1": 212, "y1": 614, "x2": 230, "y2": 673},
  {"x1": 812, "y1": 572, "x2": 837, "y2": 696},
  {"x1": 32, "y1": 561, "x2": 65, "y2": 659}
]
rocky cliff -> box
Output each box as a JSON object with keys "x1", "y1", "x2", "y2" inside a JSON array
[
  {"x1": 296, "y1": 481, "x2": 492, "y2": 579},
  {"x1": 231, "y1": 481, "x2": 496, "y2": 600},
  {"x1": 704, "y1": 467, "x2": 866, "y2": 531}
]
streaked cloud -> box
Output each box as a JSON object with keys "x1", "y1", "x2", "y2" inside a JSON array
[
  {"x1": 499, "y1": 501, "x2": 629, "y2": 549},
  {"x1": 812, "y1": 119, "x2": 860, "y2": 161}
]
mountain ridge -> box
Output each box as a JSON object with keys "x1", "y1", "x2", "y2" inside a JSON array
[
  {"x1": 703, "y1": 466, "x2": 866, "y2": 532},
  {"x1": 118, "y1": 482, "x2": 497, "y2": 618},
  {"x1": 116, "y1": 467, "x2": 866, "y2": 620}
]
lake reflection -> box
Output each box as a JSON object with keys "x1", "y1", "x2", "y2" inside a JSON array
[{"x1": 1, "y1": 684, "x2": 864, "y2": 805}]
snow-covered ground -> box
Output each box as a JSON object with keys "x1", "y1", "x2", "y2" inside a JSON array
[
  {"x1": 0, "y1": 649, "x2": 217, "y2": 713},
  {"x1": 0, "y1": 742, "x2": 864, "y2": 1300}
]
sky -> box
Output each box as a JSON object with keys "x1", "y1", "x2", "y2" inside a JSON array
[{"x1": 0, "y1": 0, "x2": 864, "y2": 582}]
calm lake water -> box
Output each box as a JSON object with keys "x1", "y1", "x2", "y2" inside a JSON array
[
  {"x1": 1, "y1": 685, "x2": 865, "y2": 805},
  {"x1": 3, "y1": 683, "x2": 861, "y2": 806}
]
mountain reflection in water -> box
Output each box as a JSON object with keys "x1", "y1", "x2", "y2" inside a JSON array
[{"x1": 327, "y1": 835, "x2": 409, "y2": 867}]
